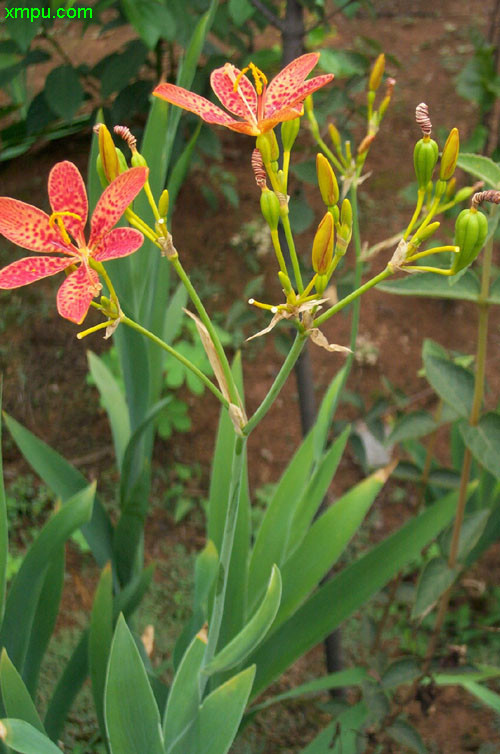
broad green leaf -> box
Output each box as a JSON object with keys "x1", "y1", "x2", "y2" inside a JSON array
[
  {"x1": 381, "y1": 658, "x2": 420, "y2": 689},
  {"x1": 460, "y1": 412, "x2": 500, "y2": 479},
  {"x1": 89, "y1": 564, "x2": 113, "y2": 743},
  {"x1": 456, "y1": 153, "x2": 500, "y2": 188},
  {"x1": 412, "y1": 557, "x2": 458, "y2": 619},
  {"x1": 377, "y1": 269, "x2": 480, "y2": 301},
  {"x1": 422, "y1": 354, "x2": 474, "y2": 418},
  {"x1": 205, "y1": 566, "x2": 282, "y2": 675},
  {"x1": 105, "y1": 615, "x2": 164, "y2": 754},
  {"x1": 319, "y1": 49, "x2": 367, "y2": 77},
  {"x1": 0, "y1": 485, "x2": 94, "y2": 673},
  {"x1": 163, "y1": 633, "x2": 206, "y2": 749},
  {"x1": 121, "y1": 0, "x2": 176, "y2": 48},
  {"x1": 0, "y1": 650, "x2": 44, "y2": 733},
  {"x1": 44, "y1": 65, "x2": 83, "y2": 121},
  {"x1": 0, "y1": 392, "x2": 7, "y2": 624},
  {"x1": 276, "y1": 469, "x2": 387, "y2": 628},
  {"x1": 439, "y1": 509, "x2": 490, "y2": 562},
  {"x1": 3, "y1": 412, "x2": 113, "y2": 568},
  {"x1": 228, "y1": 0, "x2": 254, "y2": 25},
  {"x1": 23, "y1": 547, "x2": 65, "y2": 696},
  {"x1": 247, "y1": 430, "x2": 315, "y2": 614},
  {"x1": 87, "y1": 351, "x2": 131, "y2": 469},
  {"x1": 300, "y1": 702, "x2": 368, "y2": 754},
  {"x1": 387, "y1": 411, "x2": 438, "y2": 444},
  {"x1": 249, "y1": 488, "x2": 460, "y2": 698},
  {"x1": 0, "y1": 720, "x2": 63, "y2": 754},
  {"x1": 4, "y1": 1, "x2": 42, "y2": 51},
  {"x1": 387, "y1": 719, "x2": 427, "y2": 754}
]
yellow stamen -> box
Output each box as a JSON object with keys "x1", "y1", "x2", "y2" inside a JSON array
[
  {"x1": 233, "y1": 62, "x2": 268, "y2": 95},
  {"x1": 49, "y1": 211, "x2": 82, "y2": 246}
]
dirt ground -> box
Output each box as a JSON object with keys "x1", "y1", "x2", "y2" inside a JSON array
[{"x1": 1, "y1": 0, "x2": 500, "y2": 752}]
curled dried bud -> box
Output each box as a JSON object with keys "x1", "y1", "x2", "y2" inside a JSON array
[
  {"x1": 97, "y1": 123, "x2": 120, "y2": 182},
  {"x1": 312, "y1": 212, "x2": 334, "y2": 274},
  {"x1": 316, "y1": 153, "x2": 339, "y2": 207},
  {"x1": 114, "y1": 125, "x2": 137, "y2": 152},
  {"x1": 251, "y1": 149, "x2": 267, "y2": 189},
  {"x1": 369, "y1": 53, "x2": 385, "y2": 92},
  {"x1": 439, "y1": 128, "x2": 459, "y2": 181},
  {"x1": 415, "y1": 103, "x2": 432, "y2": 137},
  {"x1": 471, "y1": 189, "x2": 500, "y2": 209}
]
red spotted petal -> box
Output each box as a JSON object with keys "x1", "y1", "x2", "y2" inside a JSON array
[
  {"x1": 0, "y1": 255, "x2": 74, "y2": 288},
  {"x1": 57, "y1": 264, "x2": 101, "y2": 324},
  {"x1": 48, "y1": 161, "x2": 88, "y2": 242},
  {"x1": 258, "y1": 106, "x2": 305, "y2": 134},
  {"x1": 276, "y1": 74, "x2": 334, "y2": 112},
  {"x1": 153, "y1": 83, "x2": 240, "y2": 128},
  {"x1": 89, "y1": 167, "x2": 148, "y2": 245},
  {"x1": 0, "y1": 198, "x2": 64, "y2": 253},
  {"x1": 265, "y1": 53, "x2": 322, "y2": 116},
  {"x1": 210, "y1": 64, "x2": 258, "y2": 121},
  {"x1": 93, "y1": 227, "x2": 144, "y2": 261}
]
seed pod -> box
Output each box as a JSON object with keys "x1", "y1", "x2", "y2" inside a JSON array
[
  {"x1": 256, "y1": 130, "x2": 279, "y2": 164},
  {"x1": 281, "y1": 118, "x2": 301, "y2": 152},
  {"x1": 116, "y1": 148, "x2": 128, "y2": 174},
  {"x1": 315, "y1": 274, "x2": 329, "y2": 295},
  {"x1": 131, "y1": 150, "x2": 148, "y2": 168},
  {"x1": 413, "y1": 137, "x2": 439, "y2": 189},
  {"x1": 452, "y1": 208, "x2": 488, "y2": 274},
  {"x1": 440, "y1": 128, "x2": 459, "y2": 181},
  {"x1": 316, "y1": 153, "x2": 339, "y2": 208},
  {"x1": 260, "y1": 188, "x2": 280, "y2": 231},
  {"x1": 98, "y1": 123, "x2": 120, "y2": 182},
  {"x1": 312, "y1": 212, "x2": 334, "y2": 274},
  {"x1": 369, "y1": 53, "x2": 385, "y2": 92}
]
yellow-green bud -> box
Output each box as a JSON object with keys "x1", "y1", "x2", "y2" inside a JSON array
[
  {"x1": 96, "y1": 154, "x2": 108, "y2": 189},
  {"x1": 116, "y1": 148, "x2": 128, "y2": 174},
  {"x1": 315, "y1": 274, "x2": 329, "y2": 295},
  {"x1": 316, "y1": 153, "x2": 339, "y2": 208},
  {"x1": 341, "y1": 198, "x2": 352, "y2": 227},
  {"x1": 281, "y1": 118, "x2": 301, "y2": 152},
  {"x1": 328, "y1": 122, "x2": 341, "y2": 148},
  {"x1": 412, "y1": 221, "x2": 440, "y2": 245},
  {"x1": 413, "y1": 136, "x2": 439, "y2": 190},
  {"x1": 256, "y1": 130, "x2": 279, "y2": 164},
  {"x1": 439, "y1": 127, "x2": 459, "y2": 181},
  {"x1": 312, "y1": 212, "x2": 334, "y2": 274},
  {"x1": 369, "y1": 53, "x2": 385, "y2": 92},
  {"x1": 260, "y1": 189, "x2": 281, "y2": 231},
  {"x1": 452, "y1": 207, "x2": 488, "y2": 274},
  {"x1": 131, "y1": 150, "x2": 148, "y2": 168},
  {"x1": 158, "y1": 189, "x2": 169, "y2": 218},
  {"x1": 445, "y1": 177, "x2": 456, "y2": 200},
  {"x1": 278, "y1": 271, "x2": 293, "y2": 294},
  {"x1": 454, "y1": 186, "x2": 476, "y2": 203},
  {"x1": 98, "y1": 123, "x2": 120, "y2": 182}
]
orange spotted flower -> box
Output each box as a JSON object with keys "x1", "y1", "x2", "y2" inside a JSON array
[
  {"x1": 154, "y1": 53, "x2": 333, "y2": 136},
  {"x1": 0, "y1": 161, "x2": 148, "y2": 324}
]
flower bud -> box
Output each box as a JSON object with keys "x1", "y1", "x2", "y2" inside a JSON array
[
  {"x1": 413, "y1": 137, "x2": 439, "y2": 189},
  {"x1": 454, "y1": 186, "x2": 476, "y2": 203},
  {"x1": 316, "y1": 153, "x2": 339, "y2": 208},
  {"x1": 357, "y1": 133, "x2": 376, "y2": 156},
  {"x1": 312, "y1": 212, "x2": 334, "y2": 274},
  {"x1": 452, "y1": 207, "x2": 488, "y2": 274},
  {"x1": 413, "y1": 221, "x2": 440, "y2": 244},
  {"x1": 341, "y1": 198, "x2": 352, "y2": 227},
  {"x1": 131, "y1": 150, "x2": 148, "y2": 168},
  {"x1": 369, "y1": 53, "x2": 385, "y2": 92},
  {"x1": 328, "y1": 123, "x2": 341, "y2": 149},
  {"x1": 256, "y1": 130, "x2": 279, "y2": 164},
  {"x1": 281, "y1": 118, "x2": 301, "y2": 152},
  {"x1": 439, "y1": 127, "x2": 459, "y2": 181},
  {"x1": 158, "y1": 189, "x2": 169, "y2": 218},
  {"x1": 98, "y1": 123, "x2": 120, "y2": 182},
  {"x1": 278, "y1": 270, "x2": 293, "y2": 294},
  {"x1": 315, "y1": 274, "x2": 329, "y2": 295},
  {"x1": 260, "y1": 189, "x2": 280, "y2": 231}
]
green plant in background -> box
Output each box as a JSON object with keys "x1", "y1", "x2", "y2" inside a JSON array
[{"x1": 0, "y1": 44, "x2": 499, "y2": 754}]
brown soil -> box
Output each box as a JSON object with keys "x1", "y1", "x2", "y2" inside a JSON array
[{"x1": 1, "y1": 1, "x2": 500, "y2": 752}]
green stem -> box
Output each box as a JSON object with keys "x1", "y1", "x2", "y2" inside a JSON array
[
  {"x1": 313, "y1": 266, "x2": 392, "y2": 328},
  {"x1": 170, "y1": 257, "x2": 240, "y2": 406},
  {"x1": 347, "y1": 183, "x2": 363, "y2": 359},
  {"x1": 121, "y1": 315, "x2": 229, "y2": 409},
  {"x1": 315, "y1": 134, "x2": 345, "y2": 173},
  {"x1": 243, "y1": 332, "x2": 308, "y2": 435},
  {"x1": 281, "y1": 212, "x2": 304, "y2": 293}
]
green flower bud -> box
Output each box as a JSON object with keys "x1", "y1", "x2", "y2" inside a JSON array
[
  {"x1": 260, "y1": 189, "x2": 281, "y2": 231},
  {"x1": 341, "y1": 198, "x2": 352, "y2": 227},
  {"x1": 281, "y1": 118, "x2": 301, "y2": 152},
  {"x1": 316, "y1": 153, "x2": 339, "y2": 208},
  {"x1": 369, "y1": 53, "x2": 385, "y2": 92},
  {"x1": 439, "y1": 127, "x2": 459, "y2": 181},
  {"x1": 328, "y1": 123, "x2": 341, "y2": 148},
  {"x1": 131, "y1": 150, "x2": 148, "y2": 168},
  {"x1": 312, "y1": 212, "x2": 334, "y2": 274},
  {"x1": 454, "y1": 186, "x2": 476, "y2": 203},
  {"x1": 256, "y1": 130, "x2": 279, "y2": 164},
  {"x1": 315, "y1": 274, "x2": 329, "y2": 295},
  {"x1": 278, "y1": 271, "x2": 293, "y2": 294},
  {"x1": 158, "y1": 189, "x2": 169, "y2": 218},
  {"x1": 412, "y1": 221, "x2": 440, "y2": 245},
  {"x1": 452, "y1": 208, "x2": 488, "y2": 274},
  {"x1": 413, "y1": 136, "x2": 439, "y2": 189}
]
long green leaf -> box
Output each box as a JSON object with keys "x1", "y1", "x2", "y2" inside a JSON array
[
  {"x1": 276, "y1": 468, "x2": 388, "y2": 628},
  {"x1": 163, "y1": 633, "x2": 206, "y2": 750},
  {"x1": 3, "y1": 413, "x2": 113, "y2": 568},
  {"x1": 89, "y1": 563, "x2": 113, "y2": 745},
  {"x1": 0, "y1": 651, "x2": 44, "y2": 733},
  {"x1": 0, "y1": 485, "x2": 94, "y2": 674},
  {"x1": 460, "y1": 680, "x2": 500, "y2": 714},
  {"x1": 87, "y1": 351, "x2": 131, "y2": 470},
  {"x1": 248, "y1": 488, "x2": 461, "y2": 698},
  {"x1": 313, "y1": 367, "x2": 347, "y2": 462},
  {"x1": 0, "y1": 720, "x2": 63, "y2": 754},
  {"x1": 105, "y1": 615, "x2": 164, "y2": 754},
  {"x1": 44, "y1": 631, "x2": 88, "y2": 741},
  {"x1": 460, "y1": 412, "x2": 500, "y2": 480},
  {"x1": 0, "y1": 391, "x2": 7, "y2": 625}
]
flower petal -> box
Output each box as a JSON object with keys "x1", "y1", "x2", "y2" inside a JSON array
[
  {"x1": 93, "y1": 227, "x2": 144, "y2": 261},
  {"x1": 48, "y1": 161, "x2": 88, "y2": 241},
  {"x1": 210, "y1": 64, "x2": 258, "y2": 121},
  {"x1": 57, "y1": 265, "x2": 101, "y2": 324},
  {"x1": 0, "y1": 255, "x2": 74, "y2": 288},
  {"x1": 89, "y1": 167, "x2": 148, "y2": 244},
  {"x1": 154, "y1": 83, "x2": 241, "y2": 128},
  {"x1": 275, "y1": 74, "x2": 334, "y2": 112},
  {"x1": 265, "y1": 53, "x2": 325, "y2": 116},
  {"x1": 0, "y1": 198, "x2": 63, "y2": 253},
  {"x1": 258, "y1": 106, "x2": 304, "y2": 134}
]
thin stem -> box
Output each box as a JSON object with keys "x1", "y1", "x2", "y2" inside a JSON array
[
  {"x1": 270, "y1": 229, "x2": 288, "y2": 276},
  {"x1": 347, "y1": 183, "x2": 363, "y2": 358},
  {"x1": 316, "y1": 134, "x2": 345, "y2": 173},
  {"x1": 403, "y1": 188, "x2": 425, "y2": 240},
  {"x1": 313, "y1": 266, "x2": 392, "y2": 327},
  {"x1": 143, "y1": 180, "x2": 161, "y2": 221},
  {"x1": 281, "y1": 212, "x2": 304, "y2": 293},
  {"x1": 243, "y1": 332, "x2": 308, "y2": 435},
  {"x1": 121, "y1": 315, "x2": 229, "y2": 409},
  {"x1": 170, "y1": 257, "x2": 240, "y2": 406}
]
